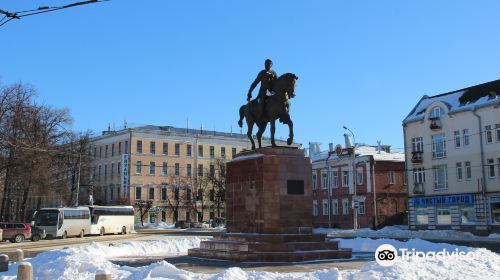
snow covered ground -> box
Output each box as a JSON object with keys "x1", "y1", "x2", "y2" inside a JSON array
[
  {"x1": 0, "y1": 236, "x2": 499, "y2": 279},
  {"x1": 134, "y1": 222, "x2": 176, "y2": 230},
  {"x1": 315, "y1": 225, "x2": 500, "y2": 242}
]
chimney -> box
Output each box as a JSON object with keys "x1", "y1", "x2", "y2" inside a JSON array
[{"x1": 344, "y1": 134, "x2": 353, "y2": 148}]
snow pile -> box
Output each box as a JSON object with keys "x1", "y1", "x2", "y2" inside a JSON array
[
  {"x1": 315, "y1": 225, "x2": 500, "y2": 242},
  {"x1": 135, "y1": 222, "x2": 176, "y2": 230}
]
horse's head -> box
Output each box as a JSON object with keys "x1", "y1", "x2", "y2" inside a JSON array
[{"x1": 277, "y1": 73, "x2": 298, "y2": 99}]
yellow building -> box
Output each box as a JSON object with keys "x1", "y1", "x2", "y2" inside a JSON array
[{"x1": 89, "y1": 125, "x2": 284, "y2": 224}]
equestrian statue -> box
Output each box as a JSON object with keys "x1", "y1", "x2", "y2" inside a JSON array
[{"x1": 238, "y1": 59, "x2": 298, "y2": 150}]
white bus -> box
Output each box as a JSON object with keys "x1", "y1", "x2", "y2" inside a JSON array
[
  {"x1": 33, "y1": 207, "x2": 91, "y2": 239},
  {"x1": 88, "y1": 206, "x2": 135, "y2": 235}
]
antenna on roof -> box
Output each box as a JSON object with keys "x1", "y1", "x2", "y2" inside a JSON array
[
  {"x1": 124, "y1": 119, "x2": 128, "y2": 129},
  {"x1": 214, "y1": 125, "x2": 216, "y2": 136},
  {"x1": 107, "y1": 123, "x2": 111, "y2": 132},
  {"x1": 186, "y1": 118, "x2": 189, "y2": 133},
  {"x1": 377, "y1": 140, "x2": 381, "y2": 154},
  {"x1": 200, "y1": 123, "x2": 203, "y2": 135},
  {"x1": 230, "y1": 125, "x2": 233, "y2": 136}
]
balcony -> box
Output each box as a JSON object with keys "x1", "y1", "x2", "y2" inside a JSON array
[
  {"x1": 411, "y1": 151, "x2": 423, "y2": 164},
  {"x1": 413, "y1": 183, "x2": 425, "y2": 195},
  {"x1": 429, "y1": 117, "x2": 441, "y2": 130}
]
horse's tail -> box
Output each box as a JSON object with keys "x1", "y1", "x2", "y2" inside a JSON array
[{"x1": 238, "y1": 105, "x2": 245, "y2": 128}]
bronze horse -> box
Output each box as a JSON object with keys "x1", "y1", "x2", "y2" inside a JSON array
[{"x1": 238, "y1": 73, "x2": 298, "y2": 149}]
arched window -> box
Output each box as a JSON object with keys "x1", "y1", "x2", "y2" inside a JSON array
[{"x1": 429, "y1": 106, "x2": 445, "y2": 119}]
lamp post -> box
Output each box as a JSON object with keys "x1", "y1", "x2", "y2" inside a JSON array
[{"x1": 343, "y1": 126, "x2": 357, "y2": 230}]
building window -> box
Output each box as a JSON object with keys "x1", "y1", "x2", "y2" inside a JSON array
[
  {"x1": 232, "y1": 147, "x2": 237, "y2": 157},
  {"x1": 163, "y1": 143, "x2": 168, "y2": 155},
  {"x1": 411, "y1": 137, "x2": 423, "y2": 152},
  {"x1": 105, "y1": 145, "x2": 108, "y2": 158},
  {"x1": 342, "y1": 171, "x2": 349, "y2": 187},
  {"x1": 357, "y1": 167, "x2": 363, "y2": 185},
  {"x1": 175, "y1": 143, "x2": 180, "y2": 156},
  {"x1": 210, "y1": 146, "x2": 215, "y2": 158},
  {"x1": 437, "y1": 207, "x2": 451, "y2": 224},
  {"x1": 198, "y1": 164, "x2": 203, "y2": 177},
  {"x1": 210, "y1": 164, "x2": 215, "y2": 177},
  {"x1": 135, "y1": 186, "x2": 142, "y2": 200},
  {"x1": 149, "y1": 187, "x2": 155, "y2": 200},
  {"x1": 413, "y1": 168, "x2": 426, "y2": 183},
  {"x1": 198, "y1": 145, "x2": 203, "y2": 157},
  {"x1": 149, "y1": 162, "x2": 155, "y2": 175},
  {"x1": 99, "y1": 146, "x2": 102, "y2": 158},
  {"x1": 221, "y1": 147, "x2": 226, "y2": 158},
  {"x1": 454, "y1": 130, "x2": 461, "y2": 148},
  {"x1": 430, "y1": 106, "x2": 445, "y2": 118},
  {"x1": 110, "y1": 187, "x2": 113, "y2": 201},
  {"x1": 137, "y1": 140, "x2": 142, "y2": 153},
  {"x1": 342, "y1": 199, "x2": 349, "y2": 215},
  {"x1": 491, "y1": 200, "x2": 500, "y2": 224},
  {"x1": 332, "y1": 171, "x2": 338, "y2": 188},
  {"x1": 465, "y1": 161, "x2": 472, "y2": 180},
  {"x1": 433, "y1": 165, "x2": 448, "y2": 190},
  {"x1": 112, "y1": 144, "x2": 115, "y2": 157},
  {"x1": 498, "y1": 159, "x2": 500, "y2": 179},
  {"x1": 125, "y1": 141, "x2": 129, "y2": 153},
  {"x1": 321, "y1": 173, "x2": 328, "y2": 189},
  {"x1": 187, "y1": 144, "x2": 192, "y2": 156},
  {"x1": 456, "y1": 162, "x2": 463, "y2": 181},
  {"x1": 186, "y1": 188, "x2": 192, "y2": 201},
  {"x1": 117, "y1": 162, "x2": 121, "y2": 174},
  {"x1": 313, "y1": 200, "x2": 318, "y2": 217},
  {"x1": 118, "y1": 142, "x2": 122, "y2": 154},
  {"x1": 175, "y1": 163, "x2": 180, "y2": 176},
  {"x1": 94, "y1": 147, "x2": 97, "y2": 157},
  {"x1": 487, "y1": 158, "x2": 496, "y2": 178},
  {"x1": 416, "y1": 207, "x2": 428, "y2": 225},
  {"x1": 150, "y1": 141, "x2": 155, "y2": 154},
  {"x1": 461, "y1": 207, "x2": 476, "y2": 224},
  {"x1": 111, "y1": 163, "x2": 115, "y2": 177},
  {"x1": 463, "y1": 129, "x2": 470, "y2": 146},
  {"x1": 486, "y1": 125, "x2": 493, "y2": 143},
  {"x1": 496, "y1": 124, "x2": 500, "y2": 142},
  {"x1": 174, "y1": 187, "x2": 179, "y2": 200},
  {"x1": 162, "y1": 162, "x2": 167, "y2": 176},
  {"x1": 332, "y1": 199, "x2": 339, "y2": 215},
  {"x1": 98, "y1": 165, "x2": 101, "y2": 177},
  {"x1": 104, "y1": 164, "x2": 108, "y2": 177},
  {"x1": 432, "y1": 133, "x2": 446, "y2": 158},
  {"x1": 388, "y1": 171, "x2": 395, "y2": 184},
  {"x1": 322, "y1": 199, "x2": 329, "y2": 216},
  {"x1": 187, "y1": 164, "x2": 192, "y2": 177},
  {"x1": 312, "y1": 174, "x2": 317, "y2": 189},
  {"x1": 358, "y1": 201, "x2": 365, "y2": 214},
  {"x1": 136, "y1": 161, "x2": 142, "y2": 174}
]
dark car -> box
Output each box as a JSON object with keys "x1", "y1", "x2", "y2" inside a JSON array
[
  {"x1": 0, "y1": 222, "x2": 31, "y2": 243},
  {"x1": 30, "y1": 224, "x2": 46, "y2": 242},
  {"x1": 174, "y1": 221, "x2": 189, "y2": 229}
]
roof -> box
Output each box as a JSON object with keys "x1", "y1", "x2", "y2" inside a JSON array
[
  {"x1": 403, "y1": 79, "x2": 500, "y2": 124},
  {"x1": 310, "y1": 145, "x2": 404, "y2": 163}
]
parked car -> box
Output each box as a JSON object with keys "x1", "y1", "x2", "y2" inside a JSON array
[
  {"x1": 174, "y1": 221, "x2": 189, "y2": 229},
  {"x1": 30, "y1": 224, "x2": 46, "y2": 242},
  {"x1": 190, "y1": 222, "x2": 203, "y2": 228},
  {"x1": 0, "y1": 222, "x2": 31, "y2": 243}
]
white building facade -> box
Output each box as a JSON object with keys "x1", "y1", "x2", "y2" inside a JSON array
[{"x1": 403, "y1": 80, "x2": 500, "y2": 234}]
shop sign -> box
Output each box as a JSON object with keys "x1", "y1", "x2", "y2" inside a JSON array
[{"x1": 410, "y1": 194, "x2": 474, "y2": 206}]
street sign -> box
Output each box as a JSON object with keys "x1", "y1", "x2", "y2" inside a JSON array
[{"x1": 353, "y1": 201, "x2": 359, "y2": 209}]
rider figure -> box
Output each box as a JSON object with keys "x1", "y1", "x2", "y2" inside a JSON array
[{"x1": 247, "y1": 59, "x2": 278, "y2": 117}]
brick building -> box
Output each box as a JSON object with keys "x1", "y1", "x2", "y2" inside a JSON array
[{"x1": 310, "y1": 143, "x2": 407, "y2": 229}]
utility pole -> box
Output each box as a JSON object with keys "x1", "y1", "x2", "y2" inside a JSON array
[{"x1": 75, "y1": 153, "x2": 82, "y2": 207}]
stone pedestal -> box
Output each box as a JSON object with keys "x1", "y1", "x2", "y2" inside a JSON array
[{"x1": 188, "y1": 147, "x2": 352, "y2": 262}]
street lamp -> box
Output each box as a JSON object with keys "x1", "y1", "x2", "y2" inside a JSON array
[{"x1": 343, "y1": 125, "x2": 358, "y2": 230}]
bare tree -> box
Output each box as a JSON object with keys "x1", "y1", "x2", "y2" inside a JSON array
[
  {"x1": 134, "y1": 200, "x2": 153, "y2": 227},
  {"x1": 205, "y1": 158, "x2": 227, "y2": 219}
]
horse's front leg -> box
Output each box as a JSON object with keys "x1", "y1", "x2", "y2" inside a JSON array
[
  {"x1": 287, "y1": 119, "x2": 294, "y2": 146},
  {"x1": 247, "y1": 122, "x2": 256, "y2": 150},
  {"x1": 270, "y1": 120, "x2": 276, "y2": 147},
  {"x1": 256, "y1": 122, "x2": 267, "y2": 149}
]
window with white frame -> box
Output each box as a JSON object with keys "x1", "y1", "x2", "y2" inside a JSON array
[
  {"x1": 162, "y1": 162, "x2": 167, "y2": 176},
  {"x1": 454, "y1": 130, "x2": 461, "y2": 148},
  {"x1": 321, "y1": 172, "x2": 328, "y2": 189},
  {"x1": 332, "y1": 199, "x2": 339, "y2": 215},
  {"x1": 413, "y1": 168, "x2": 426, "y2": 183},
  {"x1": 149, "y1": 161, "x2": 155, "y2": 175},
  {"x1": 486, "y1": 125, "x2": 493, "y2": 143},
  {"x1": 487, "y1": 158, "x2": 496, "y2": 178},
  {"x1": 388, "y1": 171, "x2": 395, "y2": 184},
  {"x1": 433, "y1": 165, "x2": 448, "y2": 190},
  {"x1": 430, "y1": 106, "x2": 445, "y2": 118},
  {"x1": 456, "y1": 162, "x2": 463, "y2": 181},
  {"x1": 463, "y1": 129, "x2": 470, "y2": 146},
  {"x1": 136, "y1": 161, "x2": 142, "y2": 174},
  {"x1": 437, "y1": 207, "x2": 451, "y2": 224},
  {"x1": 342, "y1": 199, "x2": 349, "y2": 215},
  {"x1": 411, "y1": 137, "x2": 423, "y2": 152},
  {"x1": 358, "y1": 201, "x2": 365, "y2": 214},
  {"x1": 148, "y1": 187, "x2": 155, "y2": 200},
  {"x1": 432, "y1": 133, "x2": 446, "y2": 158},
  {"x1": 312, "y1": 174, "x2": 317, "y2": 190},
  {"x1": 322, "y1": 199, "x2": 329, "y2": 216},
  {"x1": 465, "y1": 161, "x2": 472, "y2": 180},
  {"x1": 161, "y1": 186, "x2": 167, "y2": 201},
  {"x1": 357, "y1": 167, "x2": 363, "y2": 185},
  {"x1": 175, "y1": 163, "x2": 180, "y2": 176},
  {"x1": 416, "y1": 207, "x2": 428, "y2": 225},
  {"x1": 461, "y1": 207, "x2": 476, "y2": 224},
  {"x1": 313, "y1": 200, "x2": 318, "y2": 216},
  {"x1": 496, "y1": 124, "x2": 500, "y2": 142},
  {"x1": 342, "y1": 170, "x2": 349, "y2": 187},
  {"x1": 332, "y1": 171, "x2": 338, "y2": 188},
  {"x1": 135, "y1": 186, "x2": 142, "y2": 200}
]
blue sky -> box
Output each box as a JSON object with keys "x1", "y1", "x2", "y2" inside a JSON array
[{"x1": 2, "y1": 1, "x2": 500, "y2": 152}]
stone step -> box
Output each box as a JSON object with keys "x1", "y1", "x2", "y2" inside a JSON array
[
  {"x1": 212, "y1": 233, "x2": 328, "y2": 243},
  {"x1": 188, "y1": 248, "x2": 352, "y2": 262},
  {"x1": 199, "y1": 240, "x2": 339, "y2": 252}
]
